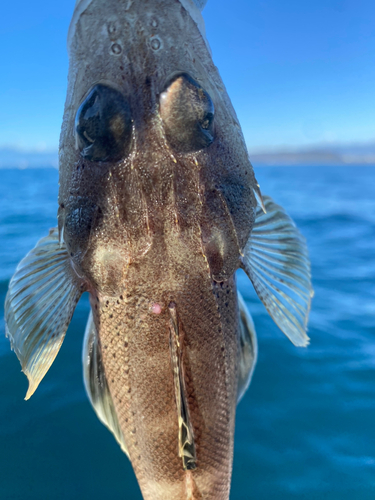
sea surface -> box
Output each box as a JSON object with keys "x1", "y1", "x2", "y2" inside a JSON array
[{"x1": 0, "y1": 166, "x2": 374, "y2": 499}]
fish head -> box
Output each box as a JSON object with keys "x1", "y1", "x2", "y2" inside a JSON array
[{"x1": 58, "y1": 0, "x2": 258, "y2": 294}]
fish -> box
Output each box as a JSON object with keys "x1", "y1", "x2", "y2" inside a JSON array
[{"x1": 4, "y1": 0, "x2": 313, "y2": 498}]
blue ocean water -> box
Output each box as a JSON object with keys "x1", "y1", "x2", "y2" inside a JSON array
[{"x1": 0, "y1": 166, "x2": 374, "y2": 499}]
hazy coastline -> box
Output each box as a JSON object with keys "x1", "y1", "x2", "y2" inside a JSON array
[{"x1": 1, "y1": 141, "x2": 375, "y2": 169}]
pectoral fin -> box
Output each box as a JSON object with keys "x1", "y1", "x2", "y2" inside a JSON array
[
  {"x1": 237, "y1": 293, "x2": 258, "y2": 403},
  {"x1": 82, "y1": 311, "x2": 129, "y2": 457},
  {"x1": 241, "y1": 196, "x2": 313, "y2": 347},
  {"x1": 5, "y1": 228, "x2": 84, "y2": 399}
]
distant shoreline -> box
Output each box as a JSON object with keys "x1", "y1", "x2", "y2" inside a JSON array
[{"x1": 1, "y1": 143, "x2": 375, "y2": 168}]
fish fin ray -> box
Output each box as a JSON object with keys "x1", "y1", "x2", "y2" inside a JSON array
[
  {"x1": 252, "y1": 182, "x2": 266, "y2": 214},
  {"x1": 241, "y1": 196, "x2": 313, "y2": 347},
  {"x1": 82, "y1": 311, "x2": 129, "y2": 457},
  {"x1": 5, "y1": 228, "x2": 83, "y2": 399},
  {"x1": 237, "y1": 293, "x2": 258, "y2": 403}
]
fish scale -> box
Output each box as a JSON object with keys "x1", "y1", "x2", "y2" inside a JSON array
[{"x1": 95, "y1": 231, "x2": 237, "y2": 498}]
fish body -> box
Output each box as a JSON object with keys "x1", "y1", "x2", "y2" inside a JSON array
[
  {"x1": 4, "y1": 1, "x2": 313, "y2": 499},
  {"x1": 62, "y1": 3, "x2": 256, "y2": 495}
]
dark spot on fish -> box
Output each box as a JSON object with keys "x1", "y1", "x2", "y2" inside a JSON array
[
  {"x1": 104, "y1": 345, "x2": 107, "y2": 349},
  {"x1": 111, "y1": 379, "x2": 114, "y2": 383},
  {"x1": 124, "y1": 341, "x2": 128, "y2": 348},
  {"x1": 120, "y1": 66, "x2": 124, "y2": 71},
  {"x1": 64, "y1": 198, "x2": 99, "y2": 254},
  {"x1": 70, "y1": 252, "x2": 74, "y2": 257},
  {"x1": 60, "y1": 203, "x2": 65, "y2": 208},
  {"x1": 106, "y1": 300, "x2": 109, "y2": 305},
  {"x1": 95, "y1": 304, "x2": 97, "y2": 310},
  {"x1": 113, "y1": 353, "x2": 116, "y2": 358},
  {"x1": 128, "y1": 387, "x2": 131, "y2": 394},
  {"x1": 109, "y1": 314, "x2": 113, "y2": 319},
  {"x1": 120, "y1": 295, "x2": 123, "y2": 300},
  {"x1": 221, "y1": 346, "x2": 225, "y2": 352}
]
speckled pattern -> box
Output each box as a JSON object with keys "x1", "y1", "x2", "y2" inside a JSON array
[
  {"x1": 57, "y1": 0, "x2": 258, "y2": 497},
  {"x1": 93, "y1": 244, "x2": 240, "y2": 499}
]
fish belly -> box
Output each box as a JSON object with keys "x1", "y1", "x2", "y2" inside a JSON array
[{"x1": 93, "y1": 254, "x2": 239, "y2": 500}]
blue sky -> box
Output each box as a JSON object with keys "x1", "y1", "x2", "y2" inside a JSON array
[{"x1": 0, "y1": 0, "x2": 374, "y2": 151}]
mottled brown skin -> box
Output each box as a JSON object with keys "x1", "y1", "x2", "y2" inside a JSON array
[{"x1": 59, "y1": 0, "x2": 258, "y2": 498}]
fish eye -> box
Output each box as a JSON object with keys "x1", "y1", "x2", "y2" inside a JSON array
[
  {"x1": 75, "y1": 84, "x2": 132, "y2": 162},
  {"x1": 159, "y1": 73, "x2": 215, "y2": 153}
]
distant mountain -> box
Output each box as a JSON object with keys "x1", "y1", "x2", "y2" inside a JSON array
[
  {"x1": 249, "y1": 141, "x2": 375, "y2": 166},
  {"x1": 0, "y1": 148, "x2": 58, "y2": 169}
]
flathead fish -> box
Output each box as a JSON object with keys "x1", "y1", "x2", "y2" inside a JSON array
[{"x1": 5, "y1": 0, "x2": 313, "y2": 498}]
